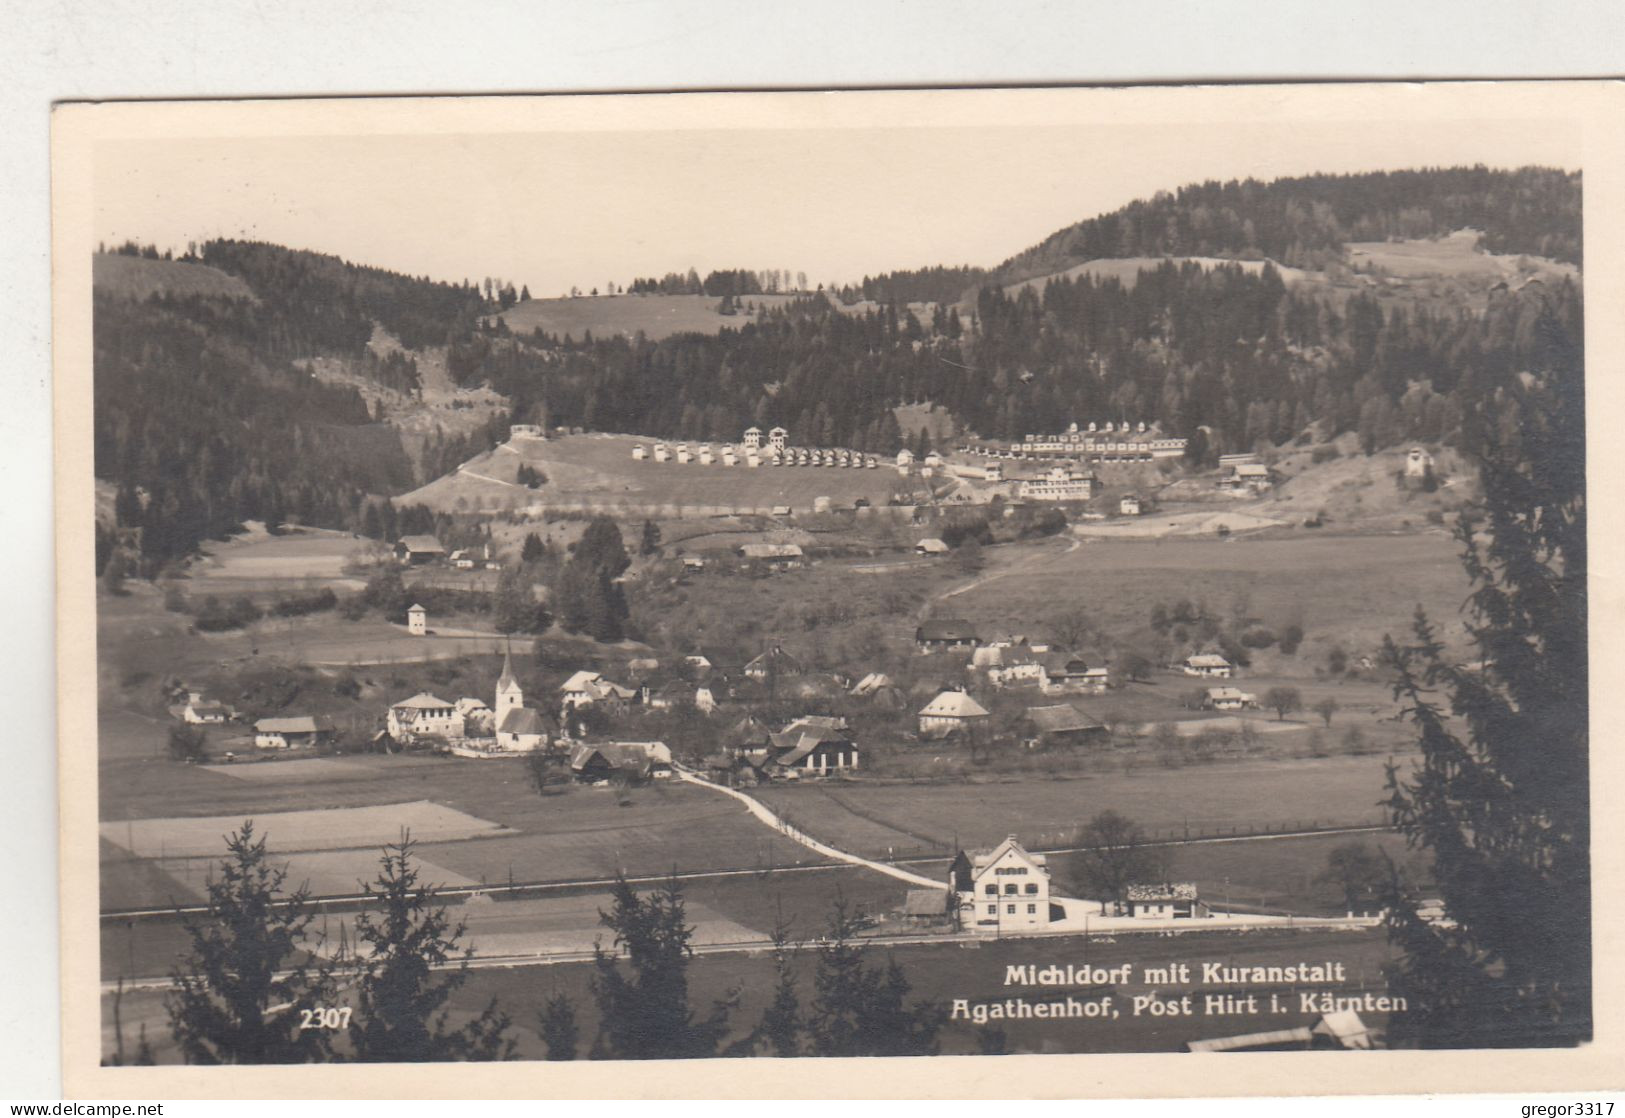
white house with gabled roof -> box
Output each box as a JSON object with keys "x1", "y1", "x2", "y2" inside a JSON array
[
  {"x1": 918, "y1": 688, "x2": 990, "y2": 738},
  {"x1": 949, "y1": 835, "x2": 1053, "y2": 930},
  {"x1": 386, "y1": 693, "x2": 464, "y2": 740}
]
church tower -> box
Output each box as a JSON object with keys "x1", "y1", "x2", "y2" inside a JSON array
[{"x1": 496, "y1": 648, "x2": 523, "y2": 722}]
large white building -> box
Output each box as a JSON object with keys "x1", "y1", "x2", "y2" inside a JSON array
[
  {"x1": 386, "y1": 693, "x2": 464, "y2": 741},
  {"x1": 949, "y1": 835, "x2": 1053, "y2": 931},
  {"x1": 1017, "y1": 466, "x2": 1097, "y2": 501},
  {"x1": 1019, "y1": 420, "x2": 1186, "y2": 459}
]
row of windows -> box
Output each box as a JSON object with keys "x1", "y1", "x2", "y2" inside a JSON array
[
  {"x1": 986, "y1": 903, "x2": 1039, "y2": 915},
  {"x1": 984, "y1": 882, "x2": 1041, "y2": 895}
]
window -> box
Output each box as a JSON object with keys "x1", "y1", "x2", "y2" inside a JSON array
[
  {"x1": 1025, "y1": 883, "x2": 1039, "y2": 895},
  {"x1": 1004, "y1": 883, "x2": 1018, "y2": 895},
  {"x1": 1027, "y1": 904, "x2": 1037, "y2": 915},
  {"x1": 1006, "y1": 904, "x2": 1016, "y2": 915},
  {"x1": 987, "y1": 905, "x2": 997, "y2": 915},
  {"x1": 985, "y1": 884, "x2": 997, "y2": 896}
]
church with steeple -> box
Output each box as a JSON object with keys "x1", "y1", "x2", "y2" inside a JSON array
[{"x1": 494, "y1": 647, "x2": 551, "y2": 752}]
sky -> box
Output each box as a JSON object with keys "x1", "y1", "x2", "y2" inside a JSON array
[{"x1": 93, "y1": 113, "x2": 1581, "y2": 296}]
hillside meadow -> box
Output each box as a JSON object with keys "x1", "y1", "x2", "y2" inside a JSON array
[{"x1": 398, "y1": 432, "x2": 921, "y2": 515}]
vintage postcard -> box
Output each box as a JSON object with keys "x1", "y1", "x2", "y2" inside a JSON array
[{"x1": 53, "y1": 82, "x2": 1624, "y2": 1097}]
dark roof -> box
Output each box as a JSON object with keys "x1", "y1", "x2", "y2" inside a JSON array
[
  {"x1": 254, "y1": 715, "x2": 326, "y2": 734},
  {"x1": 745, "y1": 646, "x2": 804, "y2": 675},
  {"x1": 916, "y1": 619, "x2": 979, "y2": 642},
  {"x1": 497, "y1": 707, "x2": 551, "y2": 736},
  {"x1": 396, "y1": 534, "x2": 445, "y2": 554},
  {"x1": 904, "y1": 889, "x2": 949, "y2": 916},
  {"x1": 1041, "y1": 652, "x2": 1091, "y2": 673},
  {"x1": 1024, "y1": 704, "x2": 1103, "y2": 735}
]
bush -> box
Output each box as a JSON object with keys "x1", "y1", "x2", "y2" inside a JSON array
[
  {"x1": 1278, "y1": 624, "x2": 1304, "y2": 655},
  {"x1": 1239, "y1": 626, "x2": 1277, "y2": 650},
  {"x1": 1311, "y1": 444, "x2": 1341, "y2": 464}
]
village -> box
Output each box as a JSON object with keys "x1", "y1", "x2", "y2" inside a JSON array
[{"x1": 89, "y1": 407, "x2": 1477, "y2": 1061}]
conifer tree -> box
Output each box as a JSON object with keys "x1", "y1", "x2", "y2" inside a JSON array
[
  {"x1": 590, "y1": 875, "x2": 730, "y2": 1059},
  {"x1": 348, "y1": 837, "x2": 515, "y2": 1062},
  {"x1": 639, "y1": 519, "x2": 661, "y2": 557},
  {"x1": 538, "y1": 994, "x2": 578, "y2": 1061},
  {"x1": 166, "y1": 822, "x2": 338, "y2": 1064},
  {"x1": 807, "y1": 896, "x2": 945, "y2": 1057},
  {"x1": 1381, "y1": 304, "x2": 1588, "y2": 1047}
]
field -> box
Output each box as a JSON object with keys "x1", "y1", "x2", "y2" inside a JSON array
[
  {"x1": 497, "y1": 292, "x2": 805, "y2": 341},
  {"x1": 92, "y1": 252, "x2": 257, "y2": 302},
  {"x1": 752, "y1": 753, "x2": 1397, "y2": 857},
  {"x1": 1346, "y1": 229, "x2": 1579, "y2": 283},
  {"x1": 103, "y1": 922, "x2": 1400, "y2": 1061},
  {"x1": 398, "y1": 432, "x2": 920, "y2": 515},
  {"x1": 98, "y1": 751, "x2": 835, "y2": 911},
  {"x1": 943, "y1": 528, "x2": 1472, "y2": 669}
]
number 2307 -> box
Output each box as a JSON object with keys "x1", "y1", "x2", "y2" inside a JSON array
[{"x1": 299, "y1": 1007, "x2": 352, "y2": 1031}]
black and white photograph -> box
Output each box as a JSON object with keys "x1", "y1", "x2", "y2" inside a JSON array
[{"x1": 49, "y1": 82, "x2": 1612, "y2": 1095}]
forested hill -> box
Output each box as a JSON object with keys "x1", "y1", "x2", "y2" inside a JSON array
[
  {"x1": 993, "y1": 166, "x2": 1581, "y2": 285},
  {"x1": 93, "y1": 241, "x2": 510, "y2": 574}
]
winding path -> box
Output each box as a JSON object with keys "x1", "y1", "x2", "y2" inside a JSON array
[{"x1": 673, "y1": 770, "x2": 944, "y2": 890}]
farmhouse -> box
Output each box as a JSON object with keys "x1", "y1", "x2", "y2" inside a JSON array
[
  {"x1": 1182, "y1": 653, "x2": 1234, "y2": 678},
  {"x1": 849, "y1": 671, "x2": 892, "y2": 696},
  {"x1": 1018, "y1": 704, "x2": 1108, "y2": 749},
  {"x1": 1218, "y1": 462, "x2": 1272, "y2": 494},
  {"x1": 395, "y1": 535, "x2": 446, "y2": 566},
  {"x1": 1040, "y1": 653, "x2": 1109, "y2": 695},
  {"x1": 253, "y1": 715, "x2": 330, "y2": 751},
  {"x1": 182, "y1": 695, "x2": 229, "y2": 724},
  {"x1": 570, "y1": 741, "x2": 673, "y2": 783},
  {"x1": 387, "y1": 693, "x2": 465, "y2": 741},
  {"x1": 744, "y1": 644, "x2": 804, "y2": 682},
  {"x1": 407, "y1": 603, "x2": 427, "y2": 635},
  {"x1": 987, "y1": 648, "x2": 1046, "y2": 688},
  {"x1": 915, "y1": 537, "x2": 950, "y2": 555},
  {"x1": 455, "y1": 697, "x2": 495, "y2": 735},
  {"x1": 949, "y1": 836, "x2": 1052, "y2": 931},
  {"x1": 1203, "y1": 686, "x2": 1258, "y2": 711},
  {"x1": 918, "y1": 688, "x2": 991, "y2": 738},
  {"x1": 915, "y1": 619, "x2": 980, "y2": 652},
  {"x1": 764, "y1": 716, "x2": 859, "y2": 776},
  {"x1": 559, "y1": 670, "x2": 637, "y2": 710},
  {"x1": 1125, "y1": 882, "x2": 1209, "y2": 920}
]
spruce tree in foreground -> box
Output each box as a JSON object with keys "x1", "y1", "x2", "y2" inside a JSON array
[
  {"x1": 590, "y1": 874, "x2": 730, "y2": 1059},
  {"x1": 347, "y1": 837, "x2": 515, "y2": 1062},
  {"x1": 752, "y1": 908, "x2": 803, "y2": 1057},
  {"x1": 166, "y1": 821, "x2": 337, "y2": 1064},
  {"x1": 807, "y1": 896, "x2": 945, "y2": 1057},
  {"x1": 538, "y1": 993, "x2": 579, "y2": 1061},
  {"x1": 1382, "y1": 303, "x2": 1588, "y2": 1047}
]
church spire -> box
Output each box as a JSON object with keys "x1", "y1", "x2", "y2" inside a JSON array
[{"x1": 498, "y1": 646, "x2": 518, "y2": 690}]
